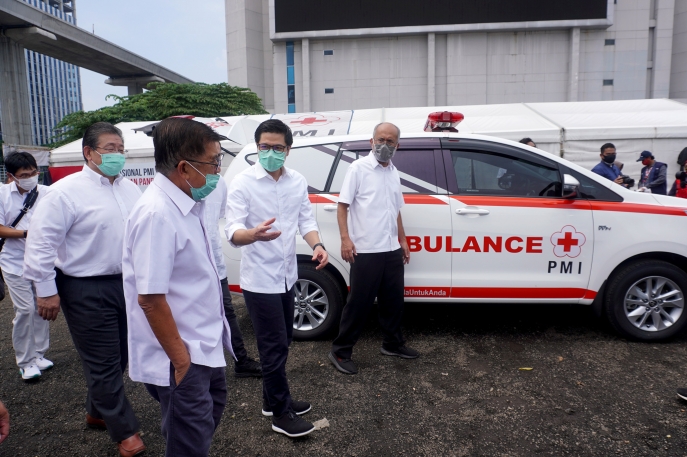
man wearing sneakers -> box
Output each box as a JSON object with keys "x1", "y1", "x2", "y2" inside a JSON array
[
  {"x1": 204, "y1": 176, "x2": 262, "y2": 378},
  {"x1": 0, "y1": 152, "x2": 52, "y2": 381},
  {"x1": 225, "y1": 119, "x2": 328, "y2": 438},
  {"x1": 329, "y1": 122, "x2": 419, "y2": 375}
]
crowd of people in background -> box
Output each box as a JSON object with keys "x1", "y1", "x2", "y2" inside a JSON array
[{"x1": 0, "y1": 124, "x2": 685, "y2": 455}]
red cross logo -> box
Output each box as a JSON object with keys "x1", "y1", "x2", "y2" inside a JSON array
[
  {"x1": 279, "y1": 114, "x2": 341, "y2": 127},
  {"x1": 290, "y1": 117, "x2": 328, "y2": 126},
  {"x1": 550, "y1": 226, "x2": 586, "y2": 258}
]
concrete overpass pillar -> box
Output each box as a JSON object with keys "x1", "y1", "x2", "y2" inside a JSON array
[
  {"x1": 105, "y1": 75, "x2": 165, "y2": 96},
  {"x1": 0, "y1": 35, "x2": 33, "y2": 145}
]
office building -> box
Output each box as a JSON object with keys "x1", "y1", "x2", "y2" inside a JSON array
[{"x1": 226, "y1": 0, "x2": 687, "y2": 113}]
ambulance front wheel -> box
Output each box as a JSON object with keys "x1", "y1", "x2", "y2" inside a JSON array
[
  {"x1": 605, "y1": 259, "x2": 687, "y2": 341},
  {"x1": 292, "y1": 263, "x2": 345, "y2": 340}
]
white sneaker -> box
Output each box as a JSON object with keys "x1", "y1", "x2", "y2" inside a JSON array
[
  {"x1": 35, "y1": 357, "x2": 54, "y2": 371},
  {"x1": 20, "y1": 364, "x2": 41, "y2": 380}
]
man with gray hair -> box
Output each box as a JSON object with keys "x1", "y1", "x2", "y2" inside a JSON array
[
  {"x1": 24, "y1": 122, "x2": 145, "y2": 456},
  {"x1": 329, "y1": 122, "x2": 418, "y2": 375},
  {"x1": 123, "y1": 117, "x2": 233, "y2": 456}
]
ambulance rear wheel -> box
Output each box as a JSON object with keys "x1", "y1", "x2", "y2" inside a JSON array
[
  {"x1": 605, "y1": 260, "x2": 687, "y2": 341},
  {"x1": 292, "y1": 263, "x2": 344, "y2": 340}
]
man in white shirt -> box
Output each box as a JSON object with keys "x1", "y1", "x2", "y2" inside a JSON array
[
  {"x1": 204, "y1": 177, "x2": 262, "y2": 378},
  {"x1": 0, "y1": 152, "x2": 51, "y2": 381},
  {"x1": 24, "y1": 122, "x2": 145, "y2": 457},
  {"x1": 225, "y1": 119, "x2": 328, "y2": 438},
  {"x1": 123, "y1": 118, "x2": 233, "y2": 457},
  {"x1": 329, "y1": 122, "x2": 419, "y2": 376}
]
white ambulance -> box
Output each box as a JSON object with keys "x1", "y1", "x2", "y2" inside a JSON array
[{"x1": 221, "y1": 113, "x2": 687, "y2": 342}]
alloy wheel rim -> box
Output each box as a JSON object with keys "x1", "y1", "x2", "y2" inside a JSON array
[
  {"x1": 293, "y1": 279, "x2": 329, "y2": 331},
  {"x1": 623, "y1": 275, "x2": 684, "y2": 332}
]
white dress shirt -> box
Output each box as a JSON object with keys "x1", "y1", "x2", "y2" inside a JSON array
[
  {"x1": 123, "y1": 173, "x2": 232, "y2": 387},
  {"x1": 204, "y1": 177, "x2": 228, "y2": 280},
  {"x1": 24, "y1": 166, "x2": 142, "y2": 297},
  {"x1": 0, "y1": 183, "x2": 51, "y2": 276},
  {"x1": 225, "y1": 164, "x2": 319, "y2": 294},
  {"x1": 339, "y1": 152, "x2": 404, "y2": 253}
]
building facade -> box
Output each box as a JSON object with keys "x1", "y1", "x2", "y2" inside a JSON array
[
  {"x1": 0, "y1": 0, "x2": 82, "y2": 145},
  {"x1": 226, "y1": 0, "x2": 687, "y2": 114}
]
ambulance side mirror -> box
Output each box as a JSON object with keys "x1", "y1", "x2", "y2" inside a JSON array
[{"x1": 562, "y1": 174, "x2": 580, "y2": 199}]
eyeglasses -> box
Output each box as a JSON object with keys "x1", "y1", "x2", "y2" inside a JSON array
[
  {"x1": 374, "y1": 138, "x2": 398, "y2": 148},
  {"x1": 183, "y1": 153, "x2": 225, "y2": 170},
  {"x1": 94, "y1": 146, "x2": 127, "y2": 154},
  {"x1": 257, "y1": 143, "x2": 287, "y2": 153}
]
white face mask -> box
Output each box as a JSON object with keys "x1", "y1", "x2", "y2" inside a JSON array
[{"x1": 14, "y1": 174, "x2": 39, "y2": 191}]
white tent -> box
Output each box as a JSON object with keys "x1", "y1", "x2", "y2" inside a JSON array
[{"x1": 49, "y1": 99, "x2": 687, "y2": 187}]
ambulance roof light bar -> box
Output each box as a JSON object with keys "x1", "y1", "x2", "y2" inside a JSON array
[{"x1": 424, "y1": 111, "x2": 464, "y2": 133}]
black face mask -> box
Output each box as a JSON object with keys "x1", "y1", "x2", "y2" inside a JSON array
[{"x1": 602, "y1": 154, "x2": 616, "y2": 164}]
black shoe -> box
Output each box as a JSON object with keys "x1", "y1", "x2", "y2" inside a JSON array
[
  {"x1": 677, "y1": 388, "x2": 687, "y2": 401},
  {"x1": 272, "y1": 411, "x2": 315, "y2": 438},
  {"x1": 262, "y1": 400, "x2": 311, "y2": 417},
  {"x1": 234, "y1": 358, "x2": 262, "y2": 378},
  {"x1": 328, "y1": 351, "x2": 358, "y2": 374},
  {"x1": 380, "y1": 345, "x2": 420, "y2": 359}
]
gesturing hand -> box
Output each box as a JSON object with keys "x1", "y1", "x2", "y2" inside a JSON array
[
  {"x1": 252, "y1": 217, "x2": 282, "y2": 242},
  {"x1": 312, "y1": 246, "x2": 329, "y2": 270}
]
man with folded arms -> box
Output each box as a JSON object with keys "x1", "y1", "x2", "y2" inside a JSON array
[
  {"x1": 123, "y1": 117, "x2": 233, "y2": 456},
  {"x1": 24, "y1": 122, "x2": 144, "y2": 456}
]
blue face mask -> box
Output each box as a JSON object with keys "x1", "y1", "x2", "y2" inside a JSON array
[
  {"x1": 185, "y1": 162, "x2": 220, "y2": 201},
  {"x1": 93, "y1": 150, "x2": 126, "y2": 176}
]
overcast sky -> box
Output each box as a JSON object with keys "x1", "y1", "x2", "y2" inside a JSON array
[{"x1": 76, "y1": 0, "x2": 227, "y2": 112}]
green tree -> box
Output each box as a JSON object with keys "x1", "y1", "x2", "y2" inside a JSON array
[{"x1": 51, "y1": 82, "x2": 268, "y2": 147}]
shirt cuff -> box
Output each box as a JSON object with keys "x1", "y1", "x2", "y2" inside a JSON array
[
  {"x1": 35, "y1": 280, "x2": 58, "y2": 298},
  {"x1": 225, "y1": 223, "x2": 247, "y2": 249}
]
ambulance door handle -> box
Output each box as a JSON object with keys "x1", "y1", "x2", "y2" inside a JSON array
[
  {"x1": 324, "y1": 205, "x2": 338, "y2": 212},
  {"x1": 455, "y1": 208, "x2": 490, "y2": 216}
]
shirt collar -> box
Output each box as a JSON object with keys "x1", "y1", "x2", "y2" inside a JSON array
[
  {"x1": 254, "y1": 162, "x2": 293, "y2": 180},
  {"x1": 9, "y1": 181, "x2": 20, "y2": 194},
  {"x1": 366, "y1": 151, "x2": 395, "y2": 170},
  {"x1": 81, "y1": 164, "x2": 123, "y2": 187},
  {"x1": 153, "y1": 173, "x2": 197, "y2": 216}
]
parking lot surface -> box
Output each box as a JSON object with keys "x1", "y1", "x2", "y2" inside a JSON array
[{"x1": 2, "y1": 294, "x2": 687, "y2": 456}]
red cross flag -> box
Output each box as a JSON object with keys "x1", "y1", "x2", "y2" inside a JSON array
[{"x1": 550, "y1": 226, "x2": 586, "y2": 258}]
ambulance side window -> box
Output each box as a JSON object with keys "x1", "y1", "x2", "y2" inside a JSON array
[
  {"x1": 328, "y1": 149, "x2": 360, "y2": 193},
  {"x1": 559, "y1": 166, "x2": 624, "y2": 202},
  {"x1": 245, "y1": 143, "x2": 341, "y2": 192},
  {"x1": 449, "y1": 149, "x2": 561, "y2": 197}
]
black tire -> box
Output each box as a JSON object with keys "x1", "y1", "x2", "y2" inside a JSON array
[
  {"x1": 292, "y1": 263, "x2": 345, "y2": 340},
  {"x1": 604, "y1": 260, "x2": 687, "y2": 341}
]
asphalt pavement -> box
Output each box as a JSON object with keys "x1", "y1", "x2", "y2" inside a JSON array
[{"x1": 1, "y1": 293, "x2": 687, "y2": 456}]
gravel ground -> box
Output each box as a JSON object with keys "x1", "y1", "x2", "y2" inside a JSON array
[{"x1": 2, "y1": 293, "x2": 687, "y2": 457}]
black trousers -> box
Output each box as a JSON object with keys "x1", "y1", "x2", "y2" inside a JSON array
[
  {"x1": 56, "y1": 269, "x2": 139, "y2": 442},
  {"x1": 243, "y1": 287, "x2": 294, "y2": 417},
  {"x1": 332, "y1": 249, "x2": 406, "y2": 360},
  {"x1": 220, "y1": 277, "x2": 249, "y2": 364},
  {"x1": 145, "y1": 363, "x2": 226, "y2": 457}
]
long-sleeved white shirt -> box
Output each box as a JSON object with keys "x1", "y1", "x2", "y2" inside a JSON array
[
  {"x1": 123, "y1": 173, "x2": 232, "y2": 387},
  {"x1": 24, "y1": 165, "x2": 142, "y2": 297},
  {"x1": 0, "y1": 183, "x2": 51, "y2": 277},
  {"x1": 225, "y1": 164, "x2": 319, "y2": 294},
  {"x1": 204, "y1": 177, "x2": 228, "y2": 280}
]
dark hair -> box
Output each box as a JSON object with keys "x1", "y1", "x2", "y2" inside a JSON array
[
  {"x1": 82, "y1": 122, "x2": 123, "y2": 161},
  {"x1": 519, "y1": 138, "x2": 534, "y2": 145},
  {"x1": 600, "y1": 143, "x2": 616, "y2": 154},
  {"x1": 4, "y1": 151, "x2": 38, "y2": 175},
  {"x1": 153, "y1": 118, "x2": 223, "y2": 176},
  {"x1": 254, "y1": 119, "x2": 293, "y2": 147}
]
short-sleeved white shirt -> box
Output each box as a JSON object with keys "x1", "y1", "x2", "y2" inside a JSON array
[
  {"x1": 0, "y1": 183, "x2": 50, "y2": 276},
  {"x1": 203, "y1": 177, "x2": 228, "y2": 280},
  {"x1": 338, "y1": 152, "x2": 404, "y2": 253},
  {"x1": 123, "y1": 173, "x2": 232, "y2": 387},
  {"x1": 224, "y1": 164, "x2": 320, "y2": 294}
]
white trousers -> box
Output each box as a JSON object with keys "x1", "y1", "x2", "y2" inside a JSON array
[{"x1": 3, "y1": 270, "x2": 49, "y2": 368}]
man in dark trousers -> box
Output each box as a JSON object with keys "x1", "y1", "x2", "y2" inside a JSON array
[
  {"x1": 329, "y1": 122, "x2": 419, "y2": 376},
  {"x1": 637, "y1": 150, "x2": 668, "y2": 195},
  {"x1": 24, "y1": 122, "x2": 144, "y2": 457}
]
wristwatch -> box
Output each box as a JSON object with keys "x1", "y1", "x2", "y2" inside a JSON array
[
  {"x1": 23, "y1": 230, "x2": 27, "y2": 239},
  {"x1": 312, "y1": 243, "x2": 326, "y2": 251}
]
